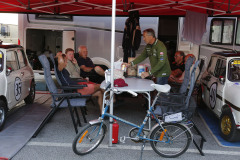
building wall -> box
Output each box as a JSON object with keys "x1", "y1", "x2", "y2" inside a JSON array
[{"x1": 0, "y1": 24, "x2": 18, "y2": 44}]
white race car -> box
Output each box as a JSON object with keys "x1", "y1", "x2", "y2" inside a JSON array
[
  {"x1": 198, "y1": 51, "x2": 240, "y2": 141},
  {"x1": 0, "y1": 43, "x2": 35, "y2": 131}
]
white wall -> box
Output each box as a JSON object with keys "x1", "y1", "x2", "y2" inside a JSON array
[{"x1": 18, "y1": 14, "x2": 159, "y2": 62}]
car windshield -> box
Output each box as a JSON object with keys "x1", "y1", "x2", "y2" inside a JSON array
[
  {"x1": 228, "y1": 59, "x2": 240, "y2": 82},
  {"x1": 0, "y1": 51, "x2": 3, "y2": 73}
]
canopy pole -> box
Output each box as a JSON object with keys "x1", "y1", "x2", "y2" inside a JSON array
[
  {"x1": 228, "y1": 0, "x2": 230, "y2": 13},
  {"x1": 109, "y1": 0, "x2": 116, "y2": 147},
  {"x1": 28, "y1": 0, "x2": 30, "y2": 10}
]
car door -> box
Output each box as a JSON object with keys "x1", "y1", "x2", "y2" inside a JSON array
[
  {"x1": 201, "y1": 56, "x2": 226, "y2": 116},
  {"x1": 6, "y1": 50, "x2": 22, "y2": 109},
  {"x1": 201, "y1": 56, "x2": 219, "y2": 111},
  {"x1": 213, "y1": 58, "x2": 226, "y2": 117},
  {"x1": 16, "y1": 49, "x2": 32, "y2": 99}
]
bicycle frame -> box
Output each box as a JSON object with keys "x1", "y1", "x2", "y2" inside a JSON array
[{"x1": 99, "y1": 89, "x2": 170, "y2": 143}]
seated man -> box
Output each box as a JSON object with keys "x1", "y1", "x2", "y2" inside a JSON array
[
  {"x1": 65, "y1": 48, "x2": 81, "y2": 78},
  {"x1": 169, "y1": 51, "x2": 185, "y2": 83},
  {"x1": 61, "y1": 48, "x2": 103, "y2": 112},
  {"x1": 76, "y1": 45, "x2": 105, "y2": 84},
  {"x1": 171, "y1": 54, "x2": 196, "y2": 84}
]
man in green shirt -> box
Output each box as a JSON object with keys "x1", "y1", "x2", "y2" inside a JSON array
[{"x1": 125, "y1": 28, "x2": 171, "y2": 85}]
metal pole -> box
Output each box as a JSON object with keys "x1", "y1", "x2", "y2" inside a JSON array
[
  {"x1": 228, "y1": 0, "x2": 231, "y2": 13},
  {"x1": 109, "y1": 0, "x2": 116, "y2": 147}
]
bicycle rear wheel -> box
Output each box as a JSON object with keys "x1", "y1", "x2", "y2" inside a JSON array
[
  {"x1": 72, "y1": 122, "x2": 107, "y2": 155},
  {"x1": 150, "y1": 123, "x2": 191, "y2": 158}
]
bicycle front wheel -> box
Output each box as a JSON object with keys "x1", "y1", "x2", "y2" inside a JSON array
[
  {"x1": 72, "y1": 122, "x2": 107, "y2": 155},
  {"x1": 150, "y1": 123, "x2": 191, "y2": 158}
]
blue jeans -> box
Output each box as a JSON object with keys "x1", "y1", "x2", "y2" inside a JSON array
[{"x1": 156, "y1": 76, "x2": 169, "y2": 85}]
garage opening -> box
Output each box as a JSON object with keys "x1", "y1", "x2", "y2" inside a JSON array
[
  {"x1": 25, "y1": 29, "x2": 75, "y2": 91},
  {"x1": 26, "y1": 29, "x2": 75, "y2": 70}
]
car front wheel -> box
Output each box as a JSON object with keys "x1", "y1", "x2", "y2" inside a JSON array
[
  {"x1": 24, "y1": 81, "x2": 35, "y2": 104},
  {"x1": 0, "y1": 100, "x2": 7, "y2": 131},
  {"x1": 219, "y1": 109, "x2": 240, "y2": 142}
]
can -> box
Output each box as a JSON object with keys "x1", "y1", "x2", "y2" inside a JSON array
[
  {"x1": 137, "y1": 65, "x2": 145, "y2": 77},
  {"x1": 121, "y1": 64, "x2": 126, "y2": 72}
]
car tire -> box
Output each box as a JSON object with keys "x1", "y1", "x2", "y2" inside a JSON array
[
  {"x1": 24, "y1": 80, "x2": 35, "y2": 104},
  {"x1": 0, "y1": 100, "x2": 7, "y2": 131},
  {"x1": 219, "y1": 108, "x2": 240, "y2": 142}
]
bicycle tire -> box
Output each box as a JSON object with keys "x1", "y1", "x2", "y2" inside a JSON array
[
  {"x1": 72, "y1": 122, "x2": 107, "y2": 155},
  {"x1": 150, "y1": 123, "x2": 191, "y2": 158}
]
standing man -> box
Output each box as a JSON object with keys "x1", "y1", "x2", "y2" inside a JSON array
[
  {"x1": 125, "y1": 28, "x2": 171, "y2": 85},
  {"x1": 76, "y1": 45, "x2": 105, "y2": 84}
]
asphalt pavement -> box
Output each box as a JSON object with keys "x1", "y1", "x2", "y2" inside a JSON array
[{"x1": 11, "y1": 95, "x2": 240, "y2": 160}]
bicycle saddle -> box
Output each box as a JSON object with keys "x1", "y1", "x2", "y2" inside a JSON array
[{"x1": 151, "y1": 84, "x2": 171, "y2": 93}]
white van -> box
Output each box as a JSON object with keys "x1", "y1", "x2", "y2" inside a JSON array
[{"x1": 0, "y1": 43, "x2": 35, "y2": 131}]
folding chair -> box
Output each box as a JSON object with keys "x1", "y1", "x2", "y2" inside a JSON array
[
  {"x1": 154, "y1": 59, "x2": 206, "y2": 156},
  {"x1": 49, "y1": 53, "x2": 63, "y2": 86},
  {"x1": 49, "y1": 53, "x2": 92, "y2": 113},
  {"x1": 33, "y1": 54, "x2": 88, "y2": 137}
]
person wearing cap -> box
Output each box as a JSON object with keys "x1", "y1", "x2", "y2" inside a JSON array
[
  {"x1": 124, "y1": 28, "x2": 171, "y2": 85},
  {"x1": 57, "y1": 49, "x2": 103, "y2": 112}
]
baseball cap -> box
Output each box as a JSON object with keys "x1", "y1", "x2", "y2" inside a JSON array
[{"x1": 114, "y1": 78, "x2": 128, "y2": 87}]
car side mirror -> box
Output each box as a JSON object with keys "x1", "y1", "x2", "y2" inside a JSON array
[
  {"x1": 6, "y1": 67, "x2": 12, "y2": 76},
  {"x1": 219, "y1": 76, "x2": 225, "y2": 84}
]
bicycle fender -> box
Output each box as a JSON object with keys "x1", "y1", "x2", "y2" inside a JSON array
[
  {"x1": 89, "y1": 119, "x2": 108, "y2": 131},
  {"x1": 89, "y1": 119, "x2": 102, "y2": 125}
]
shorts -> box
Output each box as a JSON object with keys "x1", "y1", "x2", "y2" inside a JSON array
[
  {"x1": 88, "y1": 69, "x2": 105, "y2": 84},
  {"x1": 77, "y1": 81, "x2": 95, "y2": 95}
]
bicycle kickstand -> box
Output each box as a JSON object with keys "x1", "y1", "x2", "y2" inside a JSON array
[{"x1": 139, "y1": 140, "x2": 146, "y2": 160}]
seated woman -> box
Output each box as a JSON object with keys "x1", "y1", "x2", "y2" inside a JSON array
[{"x1": 57, "y1": 54, "x2": 103, "y2": 113}]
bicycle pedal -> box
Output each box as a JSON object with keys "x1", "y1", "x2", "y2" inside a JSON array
[{"x1": 119, "y1": 136, "x2": 126, "y2": 143}]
